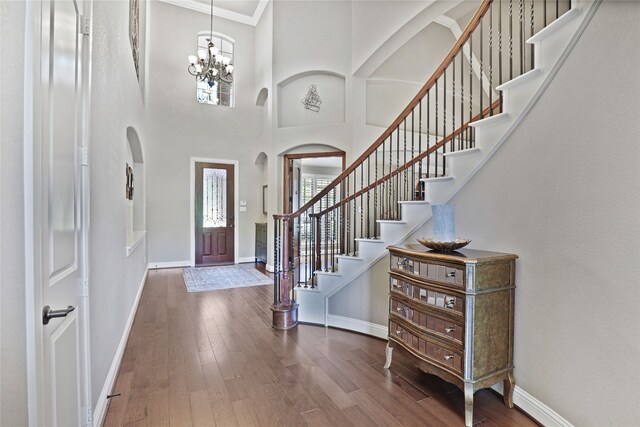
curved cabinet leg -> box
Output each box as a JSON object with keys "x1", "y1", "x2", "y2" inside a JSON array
[
  {"x1": 464, "y1": 383, "x2": 474, "y2": 427},
  {"x1": 503, "y1": 371, "x2": 515, "y2": 408},
  {"x1": 383, "y1": 342, "x2": 394, "y2": 369}
]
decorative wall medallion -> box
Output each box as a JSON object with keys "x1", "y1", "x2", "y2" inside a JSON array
[{"x1": 301, "y1": 84, "x2": 322, "y2": 112}]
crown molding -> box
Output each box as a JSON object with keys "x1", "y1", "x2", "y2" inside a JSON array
[{"x1": 156, "y1": 0, "x2": 269, "y2": 26}]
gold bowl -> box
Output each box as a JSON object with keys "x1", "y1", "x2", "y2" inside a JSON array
[{"x1": 416, "y1": 237, "x2": 471, "y2": 253}]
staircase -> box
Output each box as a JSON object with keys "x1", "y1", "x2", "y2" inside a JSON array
[{"x1": 270, "y1": 0, "x2": 600, "y2": 330}]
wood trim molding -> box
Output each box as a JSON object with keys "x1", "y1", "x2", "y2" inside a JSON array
[{"x1": 282, "y1": 150, "x2": 346, "y2": 213}]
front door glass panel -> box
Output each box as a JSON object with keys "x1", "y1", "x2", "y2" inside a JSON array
[{"x1": 203, "y1": 168, "x2": 227, "y2": 228}]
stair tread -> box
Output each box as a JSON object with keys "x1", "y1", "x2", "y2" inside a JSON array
[
  {"x1": 443, "y1": 147, "x2": 481, "y2": 157},
  {"x1": 377, "y1": 220, "x2": 407, "y2": 224},
  {"x1": 355, "y1": 238, "x2": 386, "y2": 243},
  {"x1": 315, "y1": 270, "x2": 342, "y2": 277},
  {"x1": 420, "y1": 176, "x2": 454, "y2": 182},
  {"x1": 296, "y1": 286, "x2": 321, "y2": 292},
  {"x1": 496, "y1": 69, "x2": 541, "y2": 91},
  {"x1": 336, "y1": 255, "x2": 364, "y2": 261},
  {"x1": 398, "y1": 200, "x2": 429, "y2": 205},
  {"x1": 469, "y1": 112, "x2": 510, "y2": 128},
  {"x1": 527, "y1": 8, "x2": 580, "y2": 43}
]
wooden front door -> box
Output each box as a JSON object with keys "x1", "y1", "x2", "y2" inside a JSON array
[{"x1": 195, "y1": 162, "x2": 235, "y2": 264}]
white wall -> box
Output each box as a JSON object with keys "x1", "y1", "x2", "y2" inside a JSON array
[
  {"x1": 269, "y1": 0, "x2": 353, "y2": 172},
  {"x1": 351, "y1": 0, "x2": 433, "y2": 73},
  {"x1": 331, "y1": 2, "x2": 640, "y2": 424},
  {"x1": 146, "y1": 2, "x2": 264, "y2": 264},
  {"x1": 0, "y1": 2, "x2": 29, "y2": 425},
  {"x1": 88, "y1": 0, "x2": 149, "y2": 410}
]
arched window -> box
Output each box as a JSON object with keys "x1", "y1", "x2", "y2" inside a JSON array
[{"x1": 196, "y1": 32, "x2": 235, "y2": 107}]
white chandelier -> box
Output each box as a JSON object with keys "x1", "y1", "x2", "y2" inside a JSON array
[{"x1": 187, "y1": 0, "x2": 233, "y2": 85}]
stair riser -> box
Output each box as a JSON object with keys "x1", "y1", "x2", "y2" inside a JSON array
[
  {"x1": 401, "y1": 203, "x2": 430, "y2": 220},
  {"x1": 355, "y1": 241, "x2": 386, "y2": 260},
  {"x1": 296, "y1": 291, "x2": 325, "y2": 324}
]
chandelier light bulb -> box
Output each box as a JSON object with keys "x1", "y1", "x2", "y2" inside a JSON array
[{"x1": 186, "y1": 0, "x2": 234, "y2": 87}]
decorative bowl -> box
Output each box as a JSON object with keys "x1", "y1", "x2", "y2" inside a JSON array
[{"x1": 416, "y1": 237, "x2": 471, "y2": 253}]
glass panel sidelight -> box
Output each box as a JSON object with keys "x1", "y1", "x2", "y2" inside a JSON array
[{"x1": 203, "y1": 168, "x2": 227, "y2": 228}]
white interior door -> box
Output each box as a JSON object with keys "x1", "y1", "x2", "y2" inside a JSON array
[{"x1": 33, "y1": 0, "x2": 91, "y2": 425}]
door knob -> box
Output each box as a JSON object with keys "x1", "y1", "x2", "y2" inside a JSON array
[{"x1": 42, "y1": 305, "x2": 75, "y2": 325}]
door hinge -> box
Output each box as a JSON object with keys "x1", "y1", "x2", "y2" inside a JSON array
[
  {"x1": 80, "y1": 146, "x2": 89, "y2": 167},
  {"x1": 82, "y1": 279, "x2": 89, "y2": 297},
  {"x1": 85, "y1": 405, "x2": 93, "y2": 425},
  {"x1": 80, "y1": 16, "x2": 91, "y2": 36}
]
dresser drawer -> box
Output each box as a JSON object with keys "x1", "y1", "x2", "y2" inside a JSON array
[
  {"x1": 389, "y1": 320, "x2": 464, "y2": 375},
  {"x1": 390, "y1": 254, "x2": 464, "y2": 288},
  {"x1": 390, "y1": 298, "x2": 464, "y2": 346},
  {"x1": 390, "y1": 276, "x2": 464, "y2": 316}
]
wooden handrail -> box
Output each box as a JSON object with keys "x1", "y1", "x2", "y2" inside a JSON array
[
  {"x1": 313, "y1": 99, "x2": 502, "y2": 217},
  {"x1": 274, "y1": 0, "x2": 493, "y2": 222}
]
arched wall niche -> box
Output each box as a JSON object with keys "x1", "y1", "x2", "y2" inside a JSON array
[
  {"x1": 277, "y1": 70, "x2": 346, "y2": 129},
  {"x1": 256, "y1": 87, "x2": 269, "y2": 107},
  {"x1": 126, "y1": 126, "x2": 146, "y2": 256},
  {"x1": 255, "y1": 151, "x2": 268, "y2": 165},
  {"x1": 127, "y1": 126, "x2": 144, "y2": 162}
]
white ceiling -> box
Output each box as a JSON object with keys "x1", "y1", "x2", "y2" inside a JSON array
[
  {"x1": 157, "y1": 0, "x2": 268, "y2": 26},
  {"x1": 191, "y1": 0, "x2": 261, "y2": 17}
]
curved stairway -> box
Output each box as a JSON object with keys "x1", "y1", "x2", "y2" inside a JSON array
[{"x1": 274, "y1": 0, "x2": 601, "y2": 330}]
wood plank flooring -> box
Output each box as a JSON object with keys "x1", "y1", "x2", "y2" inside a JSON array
[{"x1": 103, "y1": 266, "x2": 538, "y2": 427}]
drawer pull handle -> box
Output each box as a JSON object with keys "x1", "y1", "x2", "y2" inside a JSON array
[
  {"x1": 445, "y1": 298, "x2": 456, "y2": 308},
  {"x1": 445, "y1": 326, "x2": 456, "y2": 334},
  {"x1": 446, "y1": 271, "x2": 456, "y2": 278},
  {"x1": 444, "y1": 354, "x2": 455, "y2": 361}
]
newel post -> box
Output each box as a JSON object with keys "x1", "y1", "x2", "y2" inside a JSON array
[{"x1": 271, "y1": 216, "x2": 299, "y2": 329}]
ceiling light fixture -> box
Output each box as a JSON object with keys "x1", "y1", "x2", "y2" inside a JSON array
[{"x1": 187, "y1": 0, "x2": 233, "y2": 86}]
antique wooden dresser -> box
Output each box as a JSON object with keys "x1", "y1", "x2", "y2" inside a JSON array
[{"x1": 385, "y1": 244, "x2": 518, "y2": 427}]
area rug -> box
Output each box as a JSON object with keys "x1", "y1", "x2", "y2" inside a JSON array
[{"x1": 183, "y1": 264, "x2": 272, "y2": 293}]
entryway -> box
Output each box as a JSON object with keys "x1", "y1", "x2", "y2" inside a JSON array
[
  {"x1": 192, "y1": 160, "x2": 237, "y2": 265},
  {"x1": 283, "y1": 150, "x2": 345, "y2": 285}
]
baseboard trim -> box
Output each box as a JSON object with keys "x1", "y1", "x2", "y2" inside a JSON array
[
  {"x1": 326, "y1": 314, "x2": 388, "y2": 339},
  {"x1": 266, "y1": 264, "x2": 274, "y2": 273},
  {"x1": 92, "y1": 268, "x2": 148, "y2": 427},
  {"x1": 492, "y1": 383, "x2": 575, "y2": 427},
  {"x1": 147, "y1": 260, "x2": 190, "y2": 269},
  {"x1": 237, "y1": 257, "x2": 255, "y2": 264}
]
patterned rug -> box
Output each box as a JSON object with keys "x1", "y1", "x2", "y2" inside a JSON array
[{"x1": 183, "y1": 264, "x2": 272, "y2": 293}]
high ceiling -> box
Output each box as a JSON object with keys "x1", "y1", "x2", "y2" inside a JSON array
[
  {"x1": 158, "y1": 0, "x2": 266, "y2": 25},
  {"x1": 191, "y1": 0, "x2": 261, "y2": 18}
]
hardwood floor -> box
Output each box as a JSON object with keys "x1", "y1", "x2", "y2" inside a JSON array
[{"x1": 103, "y1": 266, "x2": 538, "y2": 427}]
